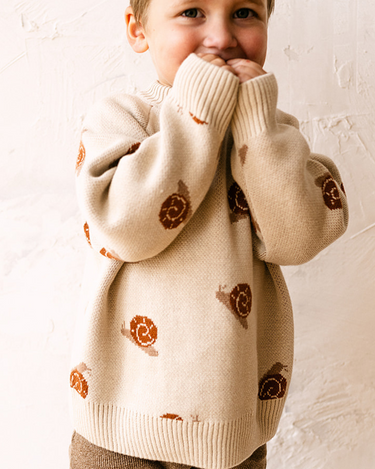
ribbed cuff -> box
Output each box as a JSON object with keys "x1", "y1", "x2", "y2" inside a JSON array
[
  {"x1": 231, "y1": 73, "x2": 278, "y2": 141},
  {"x1": 172, "y1": 54, "x2": 239, "y2": 136}
]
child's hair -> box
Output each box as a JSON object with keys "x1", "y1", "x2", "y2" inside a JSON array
[{"x1": 131, "y1": 0, "x2": 275, "y2": 25}]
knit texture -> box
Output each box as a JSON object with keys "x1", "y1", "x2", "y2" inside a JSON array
[
  {"x1": 69, "y1": 432, "x2": 267, "y2": 469},
  {"x1": 72, "y1": 54, "x2": 348, "y2": 469}
]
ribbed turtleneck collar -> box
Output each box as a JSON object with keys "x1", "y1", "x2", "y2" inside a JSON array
[{"x1": 137, "y1": 81, "x2": 172, "y2": 106}]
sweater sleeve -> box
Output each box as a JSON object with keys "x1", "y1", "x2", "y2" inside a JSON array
[
  {"x1": 230, "y1": 73, "x2": 348, "y2": 266},
  {"x1": 75, "y1": 54, "x2": 239, "y2": 262}
]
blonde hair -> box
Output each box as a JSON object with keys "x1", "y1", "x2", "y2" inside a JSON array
[{"x1": 131, "y1": 0, "x2": 275, "y2": 25}]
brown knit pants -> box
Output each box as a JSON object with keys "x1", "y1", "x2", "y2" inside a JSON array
[{"x1": 70, "y1": 432, "x2": 267, "y2": 469}]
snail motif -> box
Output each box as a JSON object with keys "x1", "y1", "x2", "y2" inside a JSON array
[
  {"x1": 216, "y1": 283, "x2": 252, "y2": 329},
  {"x1": 161, "y1": 414, "x2": 183, "y2": 421},
  {"x1": 258, "y1": 362, "x2": 288, "y2": 401},
  {"x1": 228, "y1": 182, "x2": 250, "y2": 216},
  {"x1": 84, "y1": 222, "x2": 91, "y2": 247},
  {"x1": 128, "y1": 142, "x2": 141, "y2": 154},
  {"x1": 130, "y1": 316, "x2": 158, "y2": 348},
  {"x1": 316, "y1": 174, "x2": 343, "y2": 211},
  {"x1": 76, "y1": 141, "x2": 86, "y2": 175},
  {"x1": 230, "y1": 284, "x2": 252, "y2": 318},
  {"x1": 100, "y1": 247, "x2": 121, "y2": 261},
  {"x1": 238, "y1": 145, "x2": 248, "y2": 166},
  {"x1": 108, "y1": 143, "x2": 141, "y2": 170},
  {"x1": 159, "y1": 194, "x2": 189, "y2": 229},
  {"x1": 159, "y1": 180, "x2": 191, "y2": 230},
  {"x1": 189, "y1": 112, "x2": 208, "y2": 125},
  {"x1": 70, "y1": 363, "x2": 90, "y2": 399},
  {"x1": 322, "y1": 176, "x2": 342, "y2": 210},
  {"x1": 227, "y1": 182, "x2": 250, "y2": 225}
]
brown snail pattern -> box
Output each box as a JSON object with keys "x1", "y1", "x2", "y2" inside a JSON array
[
  {"x1": 84, "y1": 222, "x2": 92, "y2": 247},
  {"x1": 238, "y1": 144, "x2": 248, "y2": 166},
  {"x1": 228, "y1": 182, "x2": 250, "y2": 215},
  {"x1": 128, "y1": 142, "x2": 141, "y2": 154},
  {"x1": 70, "y1": 362, "x2": 90, "y2": 399},
  {"x1": 316, "y1": 174, "x2": 342, "y2": 211},
  {"x1": 228, "y1": 182, "x2": 250, "y2": 224},
  {"x1": 189, "y1": 112, "x2": 208, "y2": 125},
  {"x1": 230, "y1": 284, "x2": 252, "y2": 318},
  {"x1": 100, "y1": 247, "x2": 121, "y2": 261},
  {"x1": 161, "y1": 413, "x2": 183, "y2": 421},
  {"x1": 216, "y1": 283, "x2": 252, "y2": 329},
  {"x1": 121, "y1": 316, "x2": 159, "y2": 356},
  {"x1": 76, "y1": 141, "x2": 86, "y2": 175},
  {"x1": 159, "y1": 180, "x2": 192, "y2": 230},
  {"x1": 131, "y1": 316, "x2": 158, "y2": 347},
  {"x1": 107, "y1": 143, "x2": 142, "y2": 170},
  {"x1": 258, "y1": 362, "x2": 288, "y2": 401}
]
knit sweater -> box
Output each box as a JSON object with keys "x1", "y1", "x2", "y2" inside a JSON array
[{"x1": 71, "y1": 53, "x2": 348, "y2": 469}]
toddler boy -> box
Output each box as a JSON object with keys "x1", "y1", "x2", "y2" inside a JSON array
[{"x1": 70, "y1": 0, "x2": 348, "y2": 468}]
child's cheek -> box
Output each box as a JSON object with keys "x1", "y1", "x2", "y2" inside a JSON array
[{"x1": 244, "y1": 30, "x2": 268, "y2": 66}]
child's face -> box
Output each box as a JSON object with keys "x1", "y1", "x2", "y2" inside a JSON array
[{"x1": 132, "y1": 0, "x2": 268, "y2": 87}]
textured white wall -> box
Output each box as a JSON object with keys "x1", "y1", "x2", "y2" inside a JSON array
[{"x1": 0, "y1": 1, "x2": 374, "y2": 468}]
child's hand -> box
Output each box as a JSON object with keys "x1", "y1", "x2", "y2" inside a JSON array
[
  {"x1": 226, "y1": 59, "x2": 266, "y2": 84},
  {"x1": 197, "y1": 53, "x2": 237, "y2": 76}
]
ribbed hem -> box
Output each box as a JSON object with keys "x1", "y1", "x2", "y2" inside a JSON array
[
  {"x1": 172, "y1": 54, "x2": 239, "y2": 136},
  {"x1": 231, "y1": 73, "x2": 278, "y2": 141},
  {"x1": 71, "y1": 393, "x2": 285, "y2": 469}
]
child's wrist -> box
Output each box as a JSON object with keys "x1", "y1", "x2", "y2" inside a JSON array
[
  {"x1": 231, "y1": 73, "x2": 278, "y2": 139},
  {"x1": 172, "y1": 54, "x2": 239, "y2": 135}
]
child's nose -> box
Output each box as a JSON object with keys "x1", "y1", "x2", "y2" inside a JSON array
[{"x1": 202, "y1": 20, "x2": 237, "y2": 51}]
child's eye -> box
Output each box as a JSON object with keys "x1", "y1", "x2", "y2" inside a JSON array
[
  {"x1": 181, "y1": 9, "x2": 202, "y2": 18},
  {"x1": 234, "y1": 8, "x2": 256, "y2": 19}
]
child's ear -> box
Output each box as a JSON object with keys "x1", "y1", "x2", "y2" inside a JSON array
[{"x1": 125, "y1": 6, "x2": 149, "y2": 53}]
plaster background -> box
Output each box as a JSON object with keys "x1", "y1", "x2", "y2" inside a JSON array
[{"x1": 0, "y1": 1, "x2": 374, "y2": 468}]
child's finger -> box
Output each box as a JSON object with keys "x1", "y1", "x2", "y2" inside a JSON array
[
  {"x1": 197, "y1": 53, "x2": 226, "y2": 66},
  {"x1": 230, "y1": 61, "x2": 265, "y2": 73},
  {"x1": 226, "y1": 58, "x2": 248, "y2": 65},
  {"x1": 228, "y1": 61, "x2": 266, "y2": 82},
  {"x1": 196, "y1": 54, "x2": 237, "y2": 76},
  {"x1": 227, "y1": 58, "x2": 265, "y2": 72},
  {"x1": 222, "y1": 65, "x2": 238, "y2": 75}
]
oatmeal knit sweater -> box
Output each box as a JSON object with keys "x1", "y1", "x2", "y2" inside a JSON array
[{"x1": 71, "y1": 54, "x2": 348, "y2": 469}]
